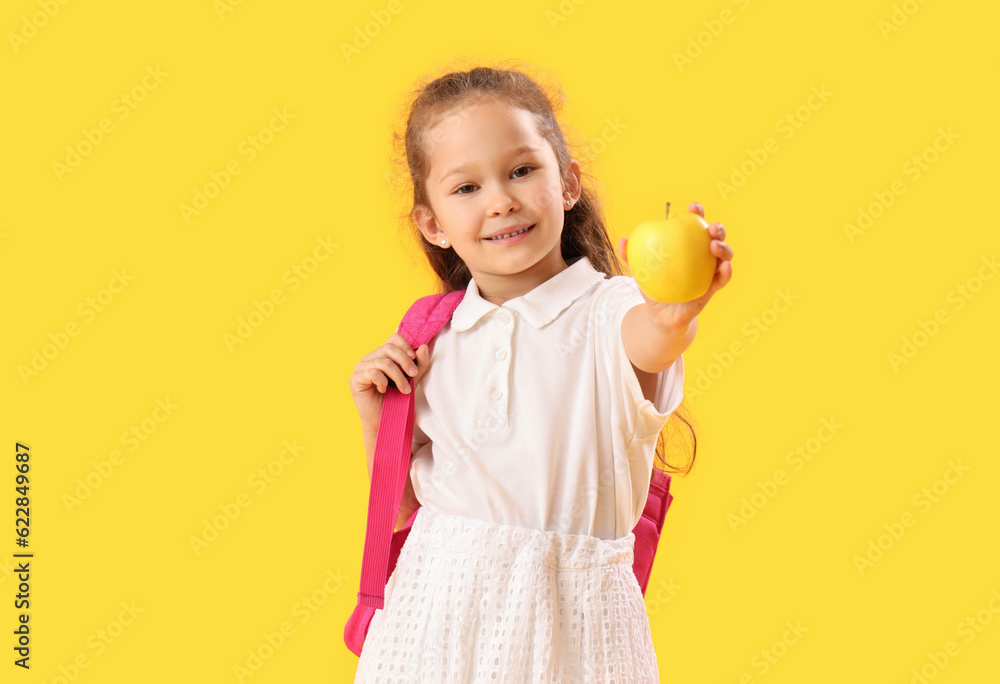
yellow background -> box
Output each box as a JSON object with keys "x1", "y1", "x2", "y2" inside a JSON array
[{"x1": 3, "y1": 0, "x2": 999, "y2": 681}]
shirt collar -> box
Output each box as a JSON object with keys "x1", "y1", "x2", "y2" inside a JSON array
[{"x1": 450, "y1": 255, "x2": 607, "y2": 331}]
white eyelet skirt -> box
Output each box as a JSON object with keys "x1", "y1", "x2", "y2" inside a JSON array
[{"x1": 353, "y1": 505, "x2": 660, "y2": 683}]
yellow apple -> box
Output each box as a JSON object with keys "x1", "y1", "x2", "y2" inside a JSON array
[{"x1": 626, "y1": 202, "x2": 716, "y2": 303}]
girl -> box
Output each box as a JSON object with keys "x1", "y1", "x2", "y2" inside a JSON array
[{"x1": 350, "y1": 63, "x2": 734, "y2": 682}]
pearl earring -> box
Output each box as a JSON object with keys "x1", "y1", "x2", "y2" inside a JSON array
[
  {"x1": 565, "y1": 199, "x2": 572, "y2": 206},
  {"x1": 441, "y1": 239, "x2": 447, "y2": 245}
]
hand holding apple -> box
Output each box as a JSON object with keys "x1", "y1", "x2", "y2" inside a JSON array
[
  {"x1": 626, "y1": 201, "x2": 717, "y2": 303},
  {"x1": 619, "y1": 201, "x2": 733, "y2": 328}
]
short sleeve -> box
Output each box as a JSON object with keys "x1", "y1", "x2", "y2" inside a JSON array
[{"x1": 595, "y1": 276, "x2": 685, "y2": 447}]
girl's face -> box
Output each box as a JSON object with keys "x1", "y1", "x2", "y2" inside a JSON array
[{"x1": 414, "y1": 99, "x2": 581, "y2": 298}]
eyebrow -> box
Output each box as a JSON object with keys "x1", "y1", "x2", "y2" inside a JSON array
[{"x1": 438, "y1": 145, "x2": 542, "y2": 185}]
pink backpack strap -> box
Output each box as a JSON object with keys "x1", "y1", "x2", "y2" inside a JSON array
[
  {"x1": 356, "y1": 290, "x2": 465, "y2": 610},
  {"x1": 632, "y1": 467, "x2": 674, "y2": 595}
]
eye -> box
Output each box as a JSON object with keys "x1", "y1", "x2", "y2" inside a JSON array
[
  {"x1": 454, "y1": 184, "x2": 476, "y2": 195},
  {"x1": 512, "y1": 165, "x2": 534, "y2": 178}
]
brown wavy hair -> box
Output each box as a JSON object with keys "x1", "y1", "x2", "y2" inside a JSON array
[{"x1": 386, "y1": 58, "x2": 697, "y2": 476}]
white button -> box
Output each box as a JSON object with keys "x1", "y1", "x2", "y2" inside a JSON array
[
  {"x1": 497, "y1": 313, "x2": 510, "y2": 324},
  {"x1": 491, "y1": 390, "x2": 503, "y2": 400},
  {"x1": 495, "y1": 349, "x2": 507, "y2": 360}
]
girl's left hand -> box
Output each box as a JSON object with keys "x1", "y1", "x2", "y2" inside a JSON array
[{"x1": 617, "y1": 201, "x2": 734, "y2": 329}]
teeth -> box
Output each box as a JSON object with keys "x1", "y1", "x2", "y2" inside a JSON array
[{"x1": 488, "y1": 225, "x2": 531, "y2": 240}]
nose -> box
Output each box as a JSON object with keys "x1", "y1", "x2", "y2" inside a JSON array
[{"x1": 487, "y1": 185, "x2": 520, "y2": 216}]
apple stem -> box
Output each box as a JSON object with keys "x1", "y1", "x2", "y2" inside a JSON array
[{"x1": 665, "y1": 202, "x2": 671, "y2": 219}]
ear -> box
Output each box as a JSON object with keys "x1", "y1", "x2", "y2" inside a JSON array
[
  {"x1": 413, "y1": 204, "x2": 446, "y2": 246},
  {"x1": 564, "y1": 158, "x2": 583, "y2": 204}
]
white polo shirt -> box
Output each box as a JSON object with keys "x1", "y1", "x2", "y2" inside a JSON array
[{"x1": 407, "y1": 255, "x2": 685, "y2": 540}]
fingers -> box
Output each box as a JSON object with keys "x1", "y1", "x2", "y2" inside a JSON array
[
  {"x1": 354, "y1": 335, "x2": 423, "y2": 395},
  {"x1": 363, "y1": 357, "x2": 412, "y2": 395},
  {"x1": 707, "y1": 222, "x2": 733, "y2": 261},
  {"x1": 363, "y1": 367, "x2": 391, "y2": 395},
  {"x1": 712, "y1": 238, "x2": 733, "y2": 260},
  {"x1": 715, "y1": 243, "x2": 734, "y2": 260},
  {"x1": 716, "y1": 259, "x2": 733, "y2": 289},
  {"x1": 386, "y1": 337, "x2": 418, "y2": 376},
  {"x1": 390, "y1": 342, "x2": 434, "y2": 392},
  {"x1": 689, "y1": 202, "x2": 733, "y2": 260},
  {"x1": 387, "y1": 332, "x2": 417, "y2": 358},
  {"x1": 411, "y1": 343, "x2": 432, "y2": 384}
]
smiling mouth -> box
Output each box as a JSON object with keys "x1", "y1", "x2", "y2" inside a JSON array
[{"x1": 486, "y1": 225, "x2": 535, "y2": 241}]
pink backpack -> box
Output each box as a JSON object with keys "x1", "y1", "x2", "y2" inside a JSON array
[{"x1": 344, "y1": 289, "x2": 675, "y2": 656}]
